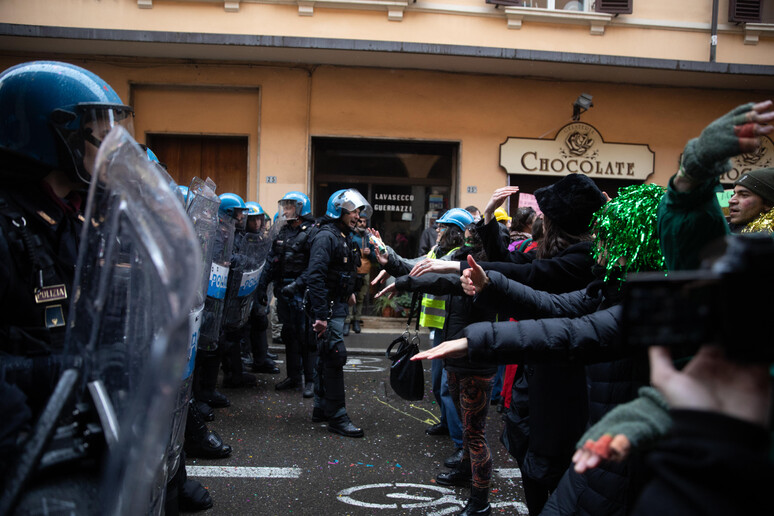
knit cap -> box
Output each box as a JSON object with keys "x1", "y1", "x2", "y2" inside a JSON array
[
  {"x1": 534, "y1": 173, "x2": 606, "y2": 235},
  {"x1": 735, "y1": 167, "x2": 774, "y2": 206}
]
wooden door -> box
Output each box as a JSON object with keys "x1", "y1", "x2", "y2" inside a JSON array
[{"x1": 146, "y1": 134, "x2": 248, "y2": 199}]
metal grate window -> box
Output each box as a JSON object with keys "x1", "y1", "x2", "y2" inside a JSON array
[
  {"x1": 595, "y1": 0, "x2": 632, "y2": 14},
  {"x1": 728, "y1": 0, "x2": 762, "y2": 23}
]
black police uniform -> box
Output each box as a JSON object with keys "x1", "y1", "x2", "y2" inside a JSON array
[
  {"x1": 0, "y1": 181, "x2": 82, "y2": 485},
  {"x1": 256, "y1": 214, "x2": 317, "y2": 390},
  {"x1": 304, "y1": 220, "x2": 362, "y2": 436}
]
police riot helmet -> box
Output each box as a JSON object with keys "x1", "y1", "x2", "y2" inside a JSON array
[
  {"x1": 219, "y1": 192, "x2": 247, "y2": 217},
  {"x1": 278, "y1": 191, "x2": 311, "y2": 221},
  {"x1": 437, "y1": 207, "x2": 475, "y2": 231},
  {"x1": 325, "y1": 188, "x2": 373, "y2": 219},
  {"x1": 0, "y1": 61, "x2": 134, "y2": 184},
  {"x1": 245, "y1": 201, "x2": 265, "y2": 217}
]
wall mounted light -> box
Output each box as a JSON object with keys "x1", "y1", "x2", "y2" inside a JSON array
[{"x1": 572, "y1": 93, "x2": 593, "y2": 120}]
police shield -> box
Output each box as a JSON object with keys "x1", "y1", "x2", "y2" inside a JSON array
[
  {"x1": 65, "y1": 126, "x2": 202, "y2": 515},
  {"x1": 222, "y1": 230, "x2": 268, "y2": 330},
  {"x1": 198, "y1": 213, "x2": 236, "y2": 350},
  {"x1": 165, "y1": 176, "x2": 220, "y2": 485}
]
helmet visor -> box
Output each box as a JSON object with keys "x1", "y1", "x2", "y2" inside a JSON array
[
  {"x1": 78, "y1": 104, "x2": 135, "y2": 182},
  {"x1": 338, "y1": 189, "x2": 372, "y2": 219},
  {"x1": 278, "y1": 199, "x2": 301, "y2": 221}
]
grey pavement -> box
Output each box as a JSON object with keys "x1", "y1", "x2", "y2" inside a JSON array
[{"x1": 182, "y1": 318, "x2": 528, "y2": 515}]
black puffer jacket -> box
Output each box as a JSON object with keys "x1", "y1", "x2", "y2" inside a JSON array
[
  {"x1": 461, "y1": 241, "x2": 595, "y2": 300},
  {"x1": 466, "y1": 271, "x2": 650, "y2": 516}
]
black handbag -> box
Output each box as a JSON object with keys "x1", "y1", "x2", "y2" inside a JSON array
[{"x1": 386, "y1": 291, "x2": 424, "y2": 401}]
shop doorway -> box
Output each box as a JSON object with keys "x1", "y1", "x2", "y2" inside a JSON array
[
  {"x1": 145, "y1": 134, "x2": 249, "y2": 199},
  {"x1": 312, "y1": 137, "x2": 458, "y2": 260}
]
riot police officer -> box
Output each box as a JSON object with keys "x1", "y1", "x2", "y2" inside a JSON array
[
  {"x1": 218, "y1": 192, "x2": 265, "y2": 389},
  {"x1": 244, "y1": 201, "x2": 279, "y2": 375},
  {"x1": 0, "y1": 62, "x2": 134, "y2": 497},
  {"x1": 306, "y1": 188, "x2": 372, "y2": 438},
  {"x1": 256, "y1": 191, "x2": 318, "y2": 397}
]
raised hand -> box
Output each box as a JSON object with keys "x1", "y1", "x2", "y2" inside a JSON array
[
  {"x1": 460, "y1": 254, "x2": 489, "y2": 296},
  {"x1": 410, "y1": 338, "x2": 469, "y2": 361}
]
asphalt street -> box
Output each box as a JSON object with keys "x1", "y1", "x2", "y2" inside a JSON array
[{"x1": 183, "y1": 322, "x2": 528, "y2": 515}]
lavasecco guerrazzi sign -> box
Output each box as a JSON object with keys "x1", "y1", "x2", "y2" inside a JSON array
[{"x1": 500, "y1": 123, "x2": 655, "y2": 180}]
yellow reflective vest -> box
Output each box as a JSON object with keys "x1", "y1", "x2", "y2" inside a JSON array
[{"x1": 418, "y1": 246, "x2": 458, "y2": 329}]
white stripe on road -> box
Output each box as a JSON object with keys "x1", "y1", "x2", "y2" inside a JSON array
[
  {"x1": 186, "y1": 466, "x2": 302, "y2": 479},
  {"x1": 494, "y1": 468, "x2": 522, "y2": 478}
]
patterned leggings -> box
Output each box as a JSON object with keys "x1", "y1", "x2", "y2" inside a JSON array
[{"x1": 447, "y1": 371, "x2": 495, "y2": 490}]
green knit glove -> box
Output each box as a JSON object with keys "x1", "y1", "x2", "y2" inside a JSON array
[
  {"x1": 577, "y1": 387, "x2": 672, "y2": 451},
  {"x1": 681, "y1": 102, "x2": 756, "y2": 182}
]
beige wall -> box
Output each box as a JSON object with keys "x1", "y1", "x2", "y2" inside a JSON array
[
  {"x1": 1, "y1": 0, "x2": 772, "y2": 65},
  {"x1": 0, "y1": 55, "x2": 772, "y2": 210}
]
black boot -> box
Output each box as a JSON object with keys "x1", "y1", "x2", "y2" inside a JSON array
[
  {"x1": 352, "y1": 320, "x2": 361, "y2": 334},
  {"x1": 328, "y1": 413, "x2": 364, "y2": 438},
  {"x1": 343, "y1": 322, "x2": 350, "y2": 336},
  {"x1": 275, "y1": 377, "x2": 301, "y2": 391},
  {"x1": 192, "y1": 398, "x2": 215, "y2": 422},
  {"x1": 184, "y1": 399, "x2": 232, "y2": 459},
  {"x1": 179, "y1": 479, "x2": 213, "y2": 512},
  {"x1": 436, "y1": 462, "x2": 472, "y2": 487},
  {"x1": 458, "y1": 488, "x2": 491, "y2": 515},
  {"x1": 195, "y1": 349, "x2": 230, "y2": 408}
]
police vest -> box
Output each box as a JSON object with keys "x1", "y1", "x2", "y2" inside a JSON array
[
  {"x1": 274, "y1": 221, "x2": 314, "y2": 279},
  {"x1": 323, "y1": 226, "x2": 360, "y2": 302},
  {"x1": 418, "y1": 246, "x2": 459, "y2": 329}
]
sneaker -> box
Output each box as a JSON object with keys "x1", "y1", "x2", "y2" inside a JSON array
[{"x1": 303, "y1": 382, "x2": 314, "y2": 398}]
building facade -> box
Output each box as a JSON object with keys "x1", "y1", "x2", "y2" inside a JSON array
[{"x1": 1, "y1": 0, "x2": 773, "y2": 254}]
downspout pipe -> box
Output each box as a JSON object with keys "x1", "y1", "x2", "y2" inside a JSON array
[{"x1": 710, "y1": 0, "x2": 719, "y2": 62}]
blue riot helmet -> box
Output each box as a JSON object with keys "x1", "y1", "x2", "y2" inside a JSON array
[
  {"x1": 278, "y1": 191, "x2": 311, "y2": 222},
  {"x1": 325, "y1": 188, "x2": 373, "y2": 219},
  {"x1": 219, "y1": 192, "x2": 248, "y2": 231},
  {"x1": 245, "y1": 201, "x2": 265, "y2": 217},
  {"x1": 437, "y1": 207, "x2": 475, "y2": 231},
  {"x1": 245, "y1": 201, "x2": 266, "y2": 234},
  {"x1": 0, "y1": 61, "x2": 134, "y2": 184}
]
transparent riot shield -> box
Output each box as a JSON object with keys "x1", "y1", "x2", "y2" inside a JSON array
[
  {"x1": 222, "y1": 231, "x2": 269, "y2": 331},
  {"x1": 165, "y1": 177, "x2": 220, "y2": 485},
  {"x1": 198, "y1": 213, "x2": 236, "y2": 351},
  {"x1": 65, "y1": 126, "x2": 202, "y2": 516}
]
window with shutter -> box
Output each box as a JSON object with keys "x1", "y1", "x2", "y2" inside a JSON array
[
  {"x1": 595, "y1": 0, "x2": 632, "y2": 14},
  {"x1": 728, "y1": 0, "x2": 762, "y2": 23}
]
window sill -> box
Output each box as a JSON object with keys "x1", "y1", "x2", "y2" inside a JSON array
[
  {"x1": 744, "y1": 23, "x2": 774, "y2": 45},
  {"x1": 297, "y1": 0, "x2": 410, "y2": 20},
  {"x1": 503, "y1": 6, "x2": 613, "y2": 35}
]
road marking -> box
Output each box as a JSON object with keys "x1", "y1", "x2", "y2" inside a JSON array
[
  {"x1": 186, "y1": 466, "x2": 301, "y2": 478},
  {"x1": 495, "y1": 468, "x2": 523, "y2": 478}
]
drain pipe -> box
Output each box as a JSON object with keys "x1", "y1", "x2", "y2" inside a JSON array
[{"x1": 710, "y1": 0, "x2": 719, "y2": 62}]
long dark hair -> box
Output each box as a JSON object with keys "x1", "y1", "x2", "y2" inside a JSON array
[
  {"x1": 436, "y1": 224, "x2": 465, "y2": 256},
  {"x1": 536, "y1": 216, "x2": 592, "y2": 259}
]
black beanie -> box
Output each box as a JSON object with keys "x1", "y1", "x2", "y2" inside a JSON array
[
  {"x1": 534, "y1": 174, "x2": 606, "y2": 235},
  {"x1": 734, "y1": 167, "x2": 774, "y2": 206}
]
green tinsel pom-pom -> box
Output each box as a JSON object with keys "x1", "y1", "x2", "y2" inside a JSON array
[{"x1": 591, "y1": 183, "x2": 667, "y2": 281}]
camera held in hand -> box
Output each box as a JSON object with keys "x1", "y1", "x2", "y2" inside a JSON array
[{"x1": 623, "y1": 233, "x2": 774, "y2": 363}]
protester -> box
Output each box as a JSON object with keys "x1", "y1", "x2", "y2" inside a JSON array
[
  {"x1": 413, "y1": 182, "x2": 666, "y2": 516},
  {"x1": 376, "y1": 223, "x2": 496, "y2": 515}
]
